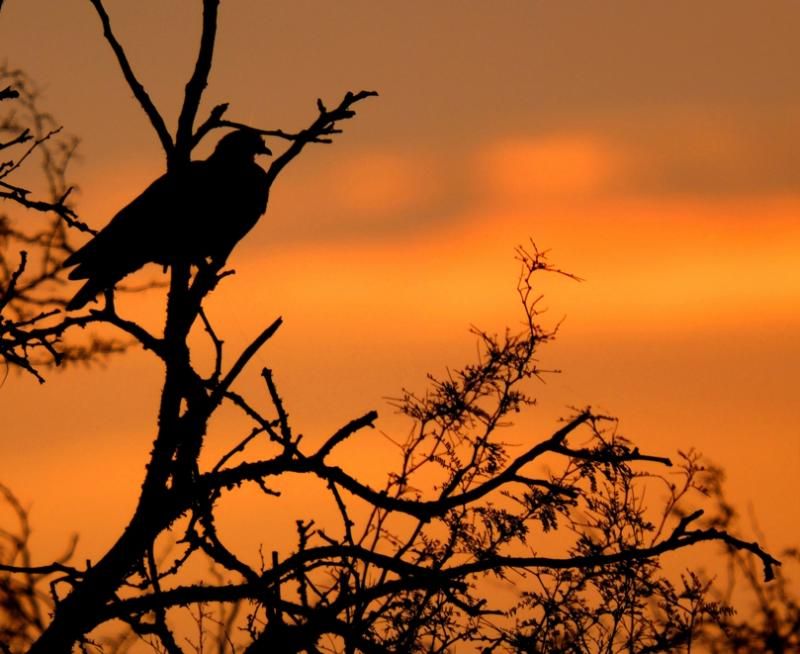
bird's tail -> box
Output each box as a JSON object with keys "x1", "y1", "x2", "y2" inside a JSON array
[{"x1": 66, "y1": 279, "x2": 103, "y2": 311}]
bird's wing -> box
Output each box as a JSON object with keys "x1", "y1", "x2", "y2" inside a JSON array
[{"x1": 64, "y1": 171, "x2": 177, "y2": 280}]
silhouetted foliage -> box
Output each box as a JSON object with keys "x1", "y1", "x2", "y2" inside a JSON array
[
  {"x1": 0, "y1": 2, "x2": 788, "y2": 653},
  {"x1": 695, "y1": 467, "x2": 800, "y2": 653},
  {"x1": 0, "y1": 65, "x2": 124, "y2": 382},
  {"x1": 0, "y1": 484, "x2": 77, "y2": 651}
]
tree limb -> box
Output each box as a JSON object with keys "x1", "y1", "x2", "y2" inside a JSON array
[
  {"x1": 175, "y1": 0, "x2": 219, "y2": 162},
  {"x1": 87, "y1": 0, "x2": 173, "y2": 158}
]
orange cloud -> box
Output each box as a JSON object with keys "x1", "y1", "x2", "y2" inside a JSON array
[
  {"x1": 476, "y1": 134, "x2": 626, "y2": 202},
  {"x1": 330, "y1": 150, "x2": 439, "y2": 215},
  {"x1": 261, "y1": 148, "x2": 445, "y2": 243}
]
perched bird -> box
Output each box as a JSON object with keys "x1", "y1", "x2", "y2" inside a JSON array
[{"x1": 64, "y1": 129, "x2": 271, "y2": 310}]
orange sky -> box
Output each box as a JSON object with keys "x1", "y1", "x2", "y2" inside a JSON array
[{"x1": 1, "y1": 0, "x2": 798, "y2": 611}]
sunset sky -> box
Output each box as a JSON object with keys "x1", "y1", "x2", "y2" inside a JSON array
[{"x1": 1, "y1": 0, "x2": 798, "y2": 600}]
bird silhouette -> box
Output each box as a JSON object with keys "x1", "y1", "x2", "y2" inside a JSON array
[{"x1": 64, "y1": 129, "x2": 271, "y2": 310}]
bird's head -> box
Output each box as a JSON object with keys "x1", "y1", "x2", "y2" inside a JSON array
[{"x1": 213, "y1": 129, "x2": 272, "y2": 160}]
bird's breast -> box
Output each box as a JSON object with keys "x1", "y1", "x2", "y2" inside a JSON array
[{"x1": 175, "y1": 162, "x2": 269, "y2": 262}]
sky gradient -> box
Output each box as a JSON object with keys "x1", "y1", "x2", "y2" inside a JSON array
[{"x1": 1, "y1": 0, "x2": 798, "y2": 602}]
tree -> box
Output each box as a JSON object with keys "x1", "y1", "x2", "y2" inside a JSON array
[
  {"x1": 0, "y1": 2, "x2": 782, "y2": 652},
  {"x1": 695, "y1": 466, "x2": 800, "y2": 653},
  {"x1": 1, "y1": 65, "x2": 120, "y2": 381}
]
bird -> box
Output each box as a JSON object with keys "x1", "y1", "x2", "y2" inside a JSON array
[{"x1": 64, "y1": 129, "x2": 271, "y2": 311}]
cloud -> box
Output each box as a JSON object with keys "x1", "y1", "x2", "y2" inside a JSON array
[
  {"x1": 473, "y1": 107, "x2": 800, "y2": 206},
  {"x1": 73, "y1": 108, "x2": 800, "y2": 256},
  {"x1": 619, "y1": 107, "x2": 800, "y2": 197},
  {"x1": 262, "y1": 147, "x2": 456, "y2": 244},
  {"x1": 474, "y1": 134, "x2": 626, "y2": 204},
  {"x1": 329, "y1": 151, "x2": 438, "y2": 215}
]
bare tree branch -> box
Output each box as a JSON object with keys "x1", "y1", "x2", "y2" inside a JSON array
[
  {"x1": 87, "y1": 0, "x2": 173, "y2": 158},
  {"x1": 208, "y1": 317, "x2": 283, "y2": 408},
  {"x1": 175, "y1": 0, "x2": 219, "y2": 162},
  {"x1": 2, "y1": 4, "x2": 782, "y2": 650}
]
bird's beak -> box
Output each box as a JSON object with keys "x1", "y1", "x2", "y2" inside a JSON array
[{"x1": 259, "y1": 141, "x2": 272, "y2": 156}]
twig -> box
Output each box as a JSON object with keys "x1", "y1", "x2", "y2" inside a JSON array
[
  {"x1": 261, "y1": 367, "x2": 292, "y2": 443},
  {"x1": 175, "y1": 0, "x2": 219, "y2": 161},
  {"x1": 313, "y1": 411, "x2": 379, "y2": 462},
  {"x1": 0, "y1": 127, "x2": 62, "y2": 180},
  {"x1": 87, "y1": 0, "x2": 173, "y2": 158},
  {"x1": 265, "y1": 91, "x2": 377, "y2": 186},
  {"x1": 208, "y1": 317, "x2": 283, "y2": 407},
  {"x1": 198, "y1": 306, "x2": 224, "y2": 384},
  {"x1": 211, "y1": 427, "x2": 263, "y2": 474}
]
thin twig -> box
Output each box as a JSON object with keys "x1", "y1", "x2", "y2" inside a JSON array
[
  {"x1": 208, "y1": 317, "x2": 283, "y2": 407},
  {"x1": 87, "y1": 0, "x2": 173, "y2": 157}
]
